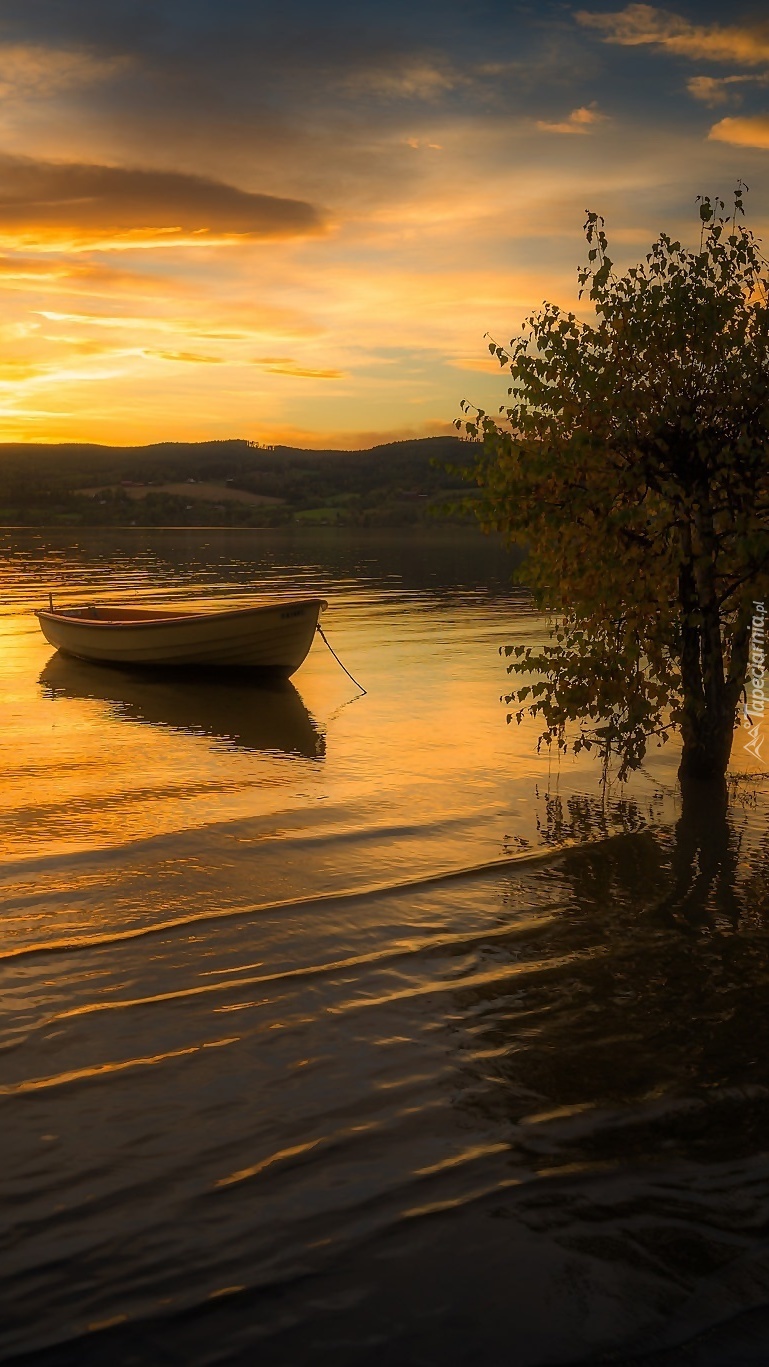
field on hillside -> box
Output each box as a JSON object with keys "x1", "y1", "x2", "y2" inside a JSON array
[{"x1": 82, "y1": 483, "x2": 283, "y2": 506}]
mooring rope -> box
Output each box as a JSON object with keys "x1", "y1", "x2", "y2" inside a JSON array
[{"x1": 316, "y1": 622, "x2": 367, "y2": 695}]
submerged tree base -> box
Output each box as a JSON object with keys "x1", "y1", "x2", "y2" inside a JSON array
[{"x1": 678, "y1": 730, "x2": 736, "y2": 784}]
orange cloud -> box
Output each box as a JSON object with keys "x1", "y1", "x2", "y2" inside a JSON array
[
  {"x1": 0, "y1": 89, "x2": 748, "y2": 451},
  {"x1": 0, "y1": 42, "x2": 125, "y2": 98},
  {"x1": 0, "y1": 254, "x2": 188, "y2": 301},
  {"x1": 536, "y1": 105, "x2": 608, "y2": 134},
  {"x1": 252, "y1": 357, "x2": 344, "y2": 379},
  {"x1": 0, "y1": 359, "x2": 51, "y2": 381},
  {"x1": 342, "y1": 61, "x2": 462, "y2": 100},
  {"x1": 32, "y1": 304, "x2": 318, "y2": 343},
  {"x1": 577, "y1": 6, "x2": 769, "y2": 65},
  {"x1": 35, "y1": 310, "x2": 184, "y2": 330},
  {"x1": 146, "y1": 350, "x2": 225, "y2": 364},
  {"x1": 0, "y1": 156, "x2": 324, "y2": 250},
  {"x1": 687, "y1": 75, "x2": 768, "y2": 106},
  {"x1": 708, "y1": 115, "x2": 769, "y2": 149}
]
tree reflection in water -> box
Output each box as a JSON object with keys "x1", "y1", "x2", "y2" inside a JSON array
[
  {"x1": 654, "y1": 778, "x2": 744, "y2": 930},
  {"x1": 459, "y1": 788, "x2": 769, "y2": 1139},
  {"x1": 379, "y1": 786, "x2": 764, "y2": 1363}
]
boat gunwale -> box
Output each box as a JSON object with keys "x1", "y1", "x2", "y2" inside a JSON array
[{"x1": 34, "y1": 597, "x2": 328, "y2": 631}]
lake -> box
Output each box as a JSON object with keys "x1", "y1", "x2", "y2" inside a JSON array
[{"x1": 2, "y1": 527, "x2": 769, "y2": 1366}]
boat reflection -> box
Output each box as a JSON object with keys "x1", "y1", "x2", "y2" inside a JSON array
[{"x1": 39, "y1": 654, "x2": 325, "y2": 759}]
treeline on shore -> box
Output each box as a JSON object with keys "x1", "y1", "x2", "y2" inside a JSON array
[{"x1": 0, "y1": 436, "x2": 481, "y2": 528}]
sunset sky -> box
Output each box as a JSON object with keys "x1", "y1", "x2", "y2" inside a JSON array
[{"x1": 0, "y1": 0, "x2": 768, "y2": 448}]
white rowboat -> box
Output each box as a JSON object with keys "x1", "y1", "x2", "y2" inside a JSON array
[{"x1": 35, "y1": 598, "x2": 328, "y2": 674}]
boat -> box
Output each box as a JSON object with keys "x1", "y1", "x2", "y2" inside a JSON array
[
  {"x1": 39, "y1": 654, "x2": 325, "y2": 758},
  {"x1": 35, "y1": 598, "x2": 328, "y2": 675}
]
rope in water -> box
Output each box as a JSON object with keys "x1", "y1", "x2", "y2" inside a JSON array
[{"x1": 316, "y1": 623, "x2": 367, "y2": 695}]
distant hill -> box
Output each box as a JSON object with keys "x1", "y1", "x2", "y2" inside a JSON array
[{"x1": 0, "y1": 436, "x2": 482, "y2": 528}]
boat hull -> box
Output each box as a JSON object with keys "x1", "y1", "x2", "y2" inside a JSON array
[{"x1": 35, "y1": 599, "x2": 327, "y2": 674}]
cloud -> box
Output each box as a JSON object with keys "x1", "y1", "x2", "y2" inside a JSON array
[
  {"x1": 0, "y1": 41, "x2": 125, "y2": 98},
  {"x1": 343, "y1": 60, "x2": 462, "y2": 101},
  {"x1": 0, "y1": 359, "x2": 52, "y2": 381},
  {"x1": 36, "y1": 310, "x2": 166, "y2": 327},
  {"x1": 251, "y1": 357, "x2": 344, "y2": 379},
  {"x1": 687, "y1": 75, "x2": 768, "y2": 107},
  {"x1": 2, "y1": 5, "x2": 766, "y2": 452},
  {"x1": 31, "y1": 300, "x2": 319, "y2": 344},
  {"x1": 146, "y1": 350, "x2": 224, "y2": 364},
  {"x1": 536, "y1": 104, "x2": 608, "y2": 134},
  {"x1": 30, "y1": 309, "x2": 319, "y2": 352},
  {"x1": 708, "y1": 115, "x2": 769, "y2": 149},
  {"x1": 0, "y1": 253, "x2": 188, "y2": 300},
  {"x1": 577, "y1": 6, "x2": 769, "y2": 66},
  {"x1": 0, "y1": 155, "x2": 324, "y2": 249}
]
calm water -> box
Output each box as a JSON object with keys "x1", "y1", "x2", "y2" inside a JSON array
[{"x1": 1, "y1": 527, "x2": 769, "y2": 1366}]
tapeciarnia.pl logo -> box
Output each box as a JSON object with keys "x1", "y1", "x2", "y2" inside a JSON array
[{"x1": 743, "y1": 601, "x2": 767, "y2": 767}]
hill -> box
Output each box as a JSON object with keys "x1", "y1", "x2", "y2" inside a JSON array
[{"x1": 0, "y1": 436, "x2": 480, "y2": 527}]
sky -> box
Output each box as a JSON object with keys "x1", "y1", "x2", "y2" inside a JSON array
[{"x1": 0, "y1": 0, "x2": 768, "y2": 448}]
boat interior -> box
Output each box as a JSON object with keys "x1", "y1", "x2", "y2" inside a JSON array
[{"x1": 45, "y1": 606, "x2": 198, "y2": 622}]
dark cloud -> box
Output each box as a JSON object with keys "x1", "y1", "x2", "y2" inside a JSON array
[
  {"x1": 0, "y1": 3, "x2": 734, "y2": 212},
  {"x1": 0, "y1": 1, "x2": 645, "y2": 195},
  {"x1": 0, "y1": 155, "x2": 323, "y2": 241},
  {"x1": 0, "y1": 1, "x2": 582, "y2": 126}
]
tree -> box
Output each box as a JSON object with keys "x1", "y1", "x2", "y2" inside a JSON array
[{"x1": 458, "y1": 187, "x2": 769, "y2": 784}]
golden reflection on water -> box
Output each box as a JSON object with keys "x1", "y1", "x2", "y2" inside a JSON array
[
  {"x1": 2, "y1": 532, "x2": 769, "y2": 1367},
  {"x1": 1, "y1": 530, "x2": 767, "y2": 976},
  {"x1": 1, "y1": 576, "x2": 664, "y2": 867},
  {"x1": 0, "y1": 1035, "x2": 239, "y2": 1096}
]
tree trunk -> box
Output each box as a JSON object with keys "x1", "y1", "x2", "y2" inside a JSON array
[
  {"x1": 678, "y1": 700, "x2": 735, "y2": 781},
  {"x1": 678, "y1": 605, "x2": 738, "y2": 781},
  {"x1": 677, "y1": 504, "x2": 741, "y2": 782}
]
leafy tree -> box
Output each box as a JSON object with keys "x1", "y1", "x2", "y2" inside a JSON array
[{"x1": 459, "y1": 187, "x2": 769, "y2": 782}]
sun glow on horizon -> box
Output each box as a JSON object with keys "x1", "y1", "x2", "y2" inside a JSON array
[{"x1": 0, "y1": 3, "x2": 765, "y2": 448}]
